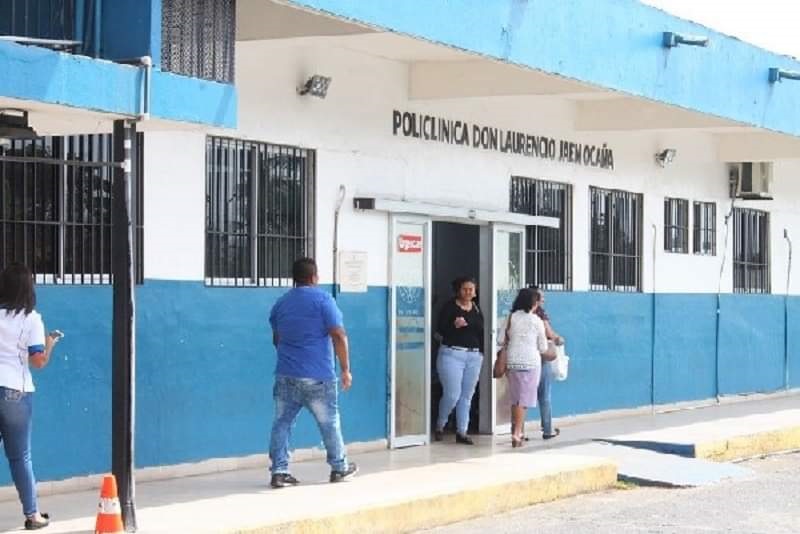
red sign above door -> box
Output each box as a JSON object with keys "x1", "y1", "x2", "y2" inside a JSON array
[{"x1": 397, "y1": 234, "x2": 423, "y2": 253}]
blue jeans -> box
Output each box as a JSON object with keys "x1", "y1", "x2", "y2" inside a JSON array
[
  {"x1": 537, "y1": 363, "x2": 553, "y2": 435},
  {"x1": 436, "y1": 346, "x2": 483, "y2": 435},
  {"x1": 0, "y1": 387, "x2": 37, "y2": 516},
  {"x1": 269, "y1": 376, "x2": 348, "y2": 474}
]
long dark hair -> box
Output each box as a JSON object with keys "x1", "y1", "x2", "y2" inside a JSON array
[
  {"x1": 0, "y1": 263, "x2": 36, "y2": 315},
  {"x1": 511, "y1": 287, "x2": 541, "y2": 313}
]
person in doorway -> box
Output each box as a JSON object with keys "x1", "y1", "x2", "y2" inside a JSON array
[
  {"x1": 0, "y1": 263, "x2": 59, "y2": 530},
  {"x1": 530, "y1": 285, "x2": 564, "y2": 440},
  {"x1": 500, "y1": 288, "x2": 548, "y2": 448},
  {"x1": 268, "y1": 257, "x2": 358, "y2": 488},
  {"x1": 434, "y1": 276, "x2": 484, "y2": 445}
]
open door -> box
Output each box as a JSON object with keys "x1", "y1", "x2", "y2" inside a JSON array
[
  {"x1": 490, "y1": 223, "x2": 525, "y2": 435},
  {"x1": 389, "y1": 215, "x2": 432, "y2": 447}
]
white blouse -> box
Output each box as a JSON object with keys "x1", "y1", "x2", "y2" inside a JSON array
[
  {"x1": 0, "y1": 309, "x2": 45, "y2": 392},
  {"x1": 498, "y1": 310, "x2": 548, "y2": 370}
]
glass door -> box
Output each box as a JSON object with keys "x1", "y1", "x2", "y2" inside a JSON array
[
  {"x1": 389, "y1": 216, "x2": 432, "y2": 447},
  {"x1": 491, "y1": 224, "x2": 525, "y2": 434}
]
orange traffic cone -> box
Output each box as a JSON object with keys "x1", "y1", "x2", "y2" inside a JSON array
[{"x1": 95, "y1": 474, "x2": 124, "y2": 534}]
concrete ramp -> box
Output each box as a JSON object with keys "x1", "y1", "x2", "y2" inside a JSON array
[{"x1": 550, "y1": 442, "x2": 752, "y2": 488}]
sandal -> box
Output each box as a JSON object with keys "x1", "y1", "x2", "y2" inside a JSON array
[
  {"x1": 511, "y1": 435, "x2": 523, "y2": 448},
  {"x1": 24, "y1": 512, "x2": 49, "y2": 530}
]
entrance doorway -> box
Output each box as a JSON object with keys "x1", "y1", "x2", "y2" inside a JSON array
[{"x1": 431, "y1": 222, "x2": 482, "y2": 435}]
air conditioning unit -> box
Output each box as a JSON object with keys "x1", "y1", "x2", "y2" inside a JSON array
[{"x1": 728, "y1": 162, "x2": 773, "y2": 200}]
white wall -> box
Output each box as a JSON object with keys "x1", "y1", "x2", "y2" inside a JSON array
[{"x1": 141, "y1": 37, "x2": 800, "y2": 294}]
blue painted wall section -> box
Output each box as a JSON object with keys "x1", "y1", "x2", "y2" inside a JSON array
[
  {"x1": 100, "y1": 0, "x2": 161, "y2": 67},
  {"x1": 3, "y1": 284, "x2": 798, "y2": 484},
  {"x1": 0, "y1": 41, "x2": 236, "y2": 128},
  {"x1": 0, "y1": 282, "x2": 387, "y2": 485},
  {"x1": 287, "y1": 0, "x2": 800, "y2": 139}
]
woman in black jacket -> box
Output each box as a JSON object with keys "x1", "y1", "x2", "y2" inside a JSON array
[{"x1": 434, "y1": 277, "x2": 484, "y2": 445}]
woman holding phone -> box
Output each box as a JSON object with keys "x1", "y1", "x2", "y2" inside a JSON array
[{"x1": 0, "y1": 263, "x2": 60, "y2": 530}]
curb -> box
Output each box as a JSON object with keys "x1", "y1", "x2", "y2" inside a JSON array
[
  {"x1": 694, "y1": 426, "x2": 800, "y2": 461},
  {"x1": 232, "y1": 462, "x2": 617, "y2": 534}
]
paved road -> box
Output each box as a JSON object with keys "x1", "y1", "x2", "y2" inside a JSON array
[{"x1": 422, "y1": 452, "x2": 800, "y2": 534}]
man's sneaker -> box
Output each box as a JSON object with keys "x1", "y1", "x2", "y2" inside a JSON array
[
  {"x1": 270, "y1": 473, "x2": 300, "y2": 488},
  {"x1": 329, "y1": 462, "x2": 358, "y2": 483}
]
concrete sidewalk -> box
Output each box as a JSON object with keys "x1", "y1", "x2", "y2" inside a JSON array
[{"x1": 0, "y1": 393, "x2": 798, "y2": 533}]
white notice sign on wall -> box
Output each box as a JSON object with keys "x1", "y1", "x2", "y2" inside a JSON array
[{"x1": 338, "y1": 251, "x2": 368, "y2": 293}]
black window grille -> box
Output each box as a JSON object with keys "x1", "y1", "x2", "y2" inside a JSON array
[
  {"x1": 509, "y1": 177, "x2": 572, "y2": 291},
  {"x1": 733, "y1": 207, "x2": 770, "y2": 294},
  {"x1": 664, "y1": 197, "x2": 689, "y2": 253},
  {"x1": 693, "y1": 201, "x2": 716, "y2": 255},
  {"x1": 161, "y1": 0, "x2": 236, "y2": 83},
  {"x1": 0, "y1": 133, "x2": 144, "y2": 284},
  {"x1": 205, "y1": 137, "x2": 315, "y2": 287},
  {"x1": 0, "y1": 0, "x2": 76, "y2": 42},
  {"x1": 590, "y1": 186, "x2": 642, "y2": 292}
]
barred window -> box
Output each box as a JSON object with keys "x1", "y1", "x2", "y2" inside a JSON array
[
  {"x1": 590, "y1": 187, "x2": 642, "y2": 292},
  {"x1": 733, "y1": 207, "x2": 770, "y2": 294},
  {"x1": 509, "y1": 177, "x2": 572, "y2": 291},
  {"x1": 664, "y1": 197, "x2": 689, "y2": 253},
  {"x1": 0, "y1": 134, "x2": 144, "y2": 284},
  {"x1": 161, "y1": 0, "x2": 236, "y2": 83},
  {"x1": 205, "y1": 137, "x2": 315, "y2": 287},
  {"x1": 0, "y1": 0, "x2": 76, "y2": 42},
  {"x1": 693, "y1": 201, "x2": 716, "y2": 255}
]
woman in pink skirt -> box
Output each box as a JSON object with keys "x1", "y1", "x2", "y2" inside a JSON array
[{"x1": 499, "y1": 288, "x2": 548, "y2": 447}]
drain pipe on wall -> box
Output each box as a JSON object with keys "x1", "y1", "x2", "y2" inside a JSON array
[
  {"x1": 715, "y1": 199, "x2": 735, "y2": 403},
  {"x1": 784, "y1": 229, "x2": 793, "y2": 390},
  {"x1": 650, "y1": 223, "x2": 657, "y2": 413},
  {"x1": 332, "y1": 185, "x2": 346, "y2": 300},
  {"x1": 139, "y1": 56, "x2": 152, "y2": 120}
]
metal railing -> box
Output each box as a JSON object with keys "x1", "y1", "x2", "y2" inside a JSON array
[
  {"x1": 0, "y1": 133, "x2": 144, "y2": 284},
  {"x1": 0, "y1": 0, "x2": 83, "y2": 51}
]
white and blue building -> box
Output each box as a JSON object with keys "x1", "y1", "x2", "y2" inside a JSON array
[{"x1": 2, "y1": 0, "x2": 800, "y2": 490}]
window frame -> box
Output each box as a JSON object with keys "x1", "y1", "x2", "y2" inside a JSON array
[
  {"x1": 663, "y1": 197, "x2": 689, "y2": 254},
  {"x1": 204, "y1": 136, "x2": 316, "y2": 287},
  {"x1": 589, "y1": 186, "x2": 643, "y2": 292},
  {"x1": 509, "y1": 176, "x2": 573, "y2": 291},
  {"x1": 732, "y1": 207, "x2": 770, "y2": 294},
  {"x1": 692, "y1": 201, "x2": 717, "y2": 256}
]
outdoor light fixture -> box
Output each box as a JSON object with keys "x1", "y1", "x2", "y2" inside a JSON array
[
  {"x1": 297, "y1": 74, "x2": 332, "y2": 98},
  {"x1": 0, "y1": 109, "x2": 38, "y2": 139},
  {"x1": 662, "y1": 32, "x2": 709, "y2": 48},
  {"x1": 655, "y1": 148, "x2": 677, "y2": 167},
  {"x1": 769, "y1": 68, "x2": 800, "y2": 83}
]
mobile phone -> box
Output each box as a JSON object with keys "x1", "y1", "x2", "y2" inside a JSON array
[{"x1": 49, "y1": 330, "x2": 64, "y2": 341}]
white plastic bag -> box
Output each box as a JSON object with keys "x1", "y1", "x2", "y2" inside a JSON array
[{"x1": 553, "y1": 344, "x2": 569, "y2": 381}]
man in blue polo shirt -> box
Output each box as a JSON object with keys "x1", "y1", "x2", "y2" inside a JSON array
[{"x1": 268, "y1": 257, "x2": 357, "y2": 488}]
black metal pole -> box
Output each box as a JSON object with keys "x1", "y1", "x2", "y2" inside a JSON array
[{"x1": 112, "y1": 120, "x2": 137, "y2": 531}]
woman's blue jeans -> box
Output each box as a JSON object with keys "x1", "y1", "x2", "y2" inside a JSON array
[
  {"x1": 0, "y1": 387, "x2": 37, "y2": 516},
  {"x1": 537, "y1": 363, "x2": 553, "y2": 435},
  {"x1": 269, "y1": 376, "x2": 348, "y2": 474},
  {"x1": 436, "y1": 346, "x2": 483, "y2": 435}
]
